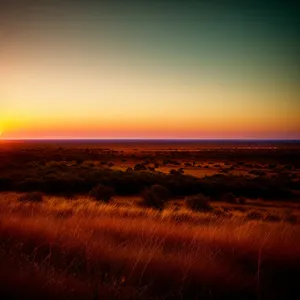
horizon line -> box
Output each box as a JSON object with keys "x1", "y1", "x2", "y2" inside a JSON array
[{"x1": 1, "y1": 138, "x2": 300, "y2": 142}]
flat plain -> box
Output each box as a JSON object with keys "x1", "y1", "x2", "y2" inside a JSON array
[{"x1": 0, "y1": 140, "x2": 300, "y2": 299}]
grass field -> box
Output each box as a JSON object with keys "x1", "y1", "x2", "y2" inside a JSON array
[
  {"x1": 0, "y1": 141, "x2": 300, "y2": 299},
  {"x1": 1, "y1": 192, "x2": 300, "y2": 299}
]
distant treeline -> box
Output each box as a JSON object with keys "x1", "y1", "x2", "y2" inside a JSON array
[
  {"x1": 1, "y1": 145, "x2": 300, "y2": 166},
  {"x1": 0, "y1": 161, "x2": 299, "y2": 200}
]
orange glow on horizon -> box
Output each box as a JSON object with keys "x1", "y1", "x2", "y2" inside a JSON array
[{"x1": 2, "y1": 113, "x2": 299, "y2": 140}]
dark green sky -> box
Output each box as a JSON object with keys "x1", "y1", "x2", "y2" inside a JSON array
[
  {"x1": 2, "y1": 0, "x2": 299, "y2": 81},
  {"x1": 1, "y1": 0, "x2": 300, "y2": 138}
]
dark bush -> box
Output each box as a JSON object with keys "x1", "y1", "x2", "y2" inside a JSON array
[
  {"x1": 170, "y1": 169, "x2": 181, "y2": 175},
  {"x1": 134, "y1": 164, "x2": 147, "y2": 171},
  {"x1": 249, "y1": 169, "x2": 266, "y2": 176},
  {"x1": 0, "y1": 177, "x2": 13, "y2": 190},
  {"x1": 17, "y1": 178, "x2": 45, "y2": 192},
  {"x1": 238, "y1": 196, "x2": 247, "y2": 204},
  {"x1": 89, "y1": 184, "x2": 114, "y2": 202},
  {"x1": 163, "y1": 160, "x2": 180, "y2": 166},
  {"x1": 185, "y1": 194, "x2": 212, "y2": 212},
  {"x1": 285, "y1": 214, "x2": 299, "y2": 224},
  {"x1": 141, "y1": 185, "x2": 170, "y2": 210},
  {"x1": 222, "y1": 192, "x2": 237, "y2": 204},
  {"x1": 19, "y1": 192, "x2": 43, "y2": 202},
  {"x1": 76, "y1": 159, "x2": 83, "y2": 165},
  {"x1": 247, "y1": 210, "x2": 263, "y2": 220},
  {"x1": 264, "y1": 213, "x2": 281, "y2": 222}
]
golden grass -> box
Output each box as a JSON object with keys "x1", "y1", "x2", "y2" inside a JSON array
[{"x1": 1, "y1": 193, "x2": 300, "y2": 299}]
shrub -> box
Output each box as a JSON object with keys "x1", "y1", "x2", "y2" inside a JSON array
[
  {"x1": 163, "y1": 160, "x2": 180, "y2": 166},
  {"x1": 185, "y1": 194, "x2": 212, "y2": 212},
  {"x1": 0, "y1": 177, "x2": 13, "y2": 190},
  {"x1": 134, "y1": 164, "x2": 147, "y2": 171},
  {"x1": 222, "y1": 193, "x2": 237, "y2": 204},
  {"x1": 76, "y1": 159, "x2": 83, "y2": 165},
  {"x1": 285, "y1": 214, "x2": 299, "y2": 224},
  {"x1": 238, "y1": 196, "x2": 247, "y2": 204},
  {"x1": 264, "y1": 213, "x2": 281, "y2": 222},
  {"x1": 247, "y1": 210, "x2": 263, "y2": 220},
  {"x1": 18, "y1": 192, "x2": 43, "y2": 203},
  {"x1": 89, "y1": 184, "x2": 114, "y2": 202},
  {"x1": 141, "y1": 185, "x2": 170, "y2": 210},
  {"x1": 170, "y1": 169, "x2": 181, "y2": 175},
  {"x1": 249, "y1": 169, "x2": 266, "y2": 176}
]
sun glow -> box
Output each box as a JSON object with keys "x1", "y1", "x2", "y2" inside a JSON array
[{"x1": 0, "y1": 1, "x2": 299, "y2": 140}]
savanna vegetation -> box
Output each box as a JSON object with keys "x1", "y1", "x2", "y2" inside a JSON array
[
  {"x1": 0, "y1": 140, "x2": 300, "y2": 299},
  {"x1": 0, "y1": 141, "x2": 299, "y2": 201}
]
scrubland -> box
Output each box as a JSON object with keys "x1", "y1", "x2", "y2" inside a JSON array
[{"x1": 0, "y1": 140, "x2": 300, "y2": 299}]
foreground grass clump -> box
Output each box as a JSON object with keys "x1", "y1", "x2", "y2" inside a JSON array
[{"x1": 185, "y1": 194, "x2": 212, "y2": 212}]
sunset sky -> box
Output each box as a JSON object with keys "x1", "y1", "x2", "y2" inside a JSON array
[{"x1": 0, "y1": 0, "x2": 299, "y2": 139}]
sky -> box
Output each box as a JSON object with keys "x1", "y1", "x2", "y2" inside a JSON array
[{"x1": 0, "y1": 0, "x2": 299, "y2": 139}]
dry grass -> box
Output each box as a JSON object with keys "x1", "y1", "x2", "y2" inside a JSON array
[{"x1": 1, "y1": 193, "x2": 300, "y2": 299}]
